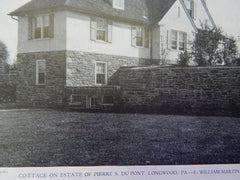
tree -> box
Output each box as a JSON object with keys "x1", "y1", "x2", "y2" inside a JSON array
[
  {"x1": 0, "y1": 41, "x2": 9, "y2": 73},
  {"x1": 192, "y1": 25, "x2": 222, "y2": 66},
  {"x1": 192, "y1": 24, "x2": 238, "y2": 66},
  {"x1": 220, "y1": 36, "x2": 238, "y2": 65}
]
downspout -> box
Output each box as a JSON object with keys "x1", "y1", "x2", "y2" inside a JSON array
[{"x1": 150, "y1": 26, "x2": 153, "y2": 64}]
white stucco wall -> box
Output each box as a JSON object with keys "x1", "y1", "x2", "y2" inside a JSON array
[
  {"x1": 66, "y1": 11, "x2": 150, "y2": 59},
  {"x1": 17, "y1": 11, "x2": 67, "y2": 53},
  {"x1": 152, "y1": 0, "x2": 196, "y2": 64}
]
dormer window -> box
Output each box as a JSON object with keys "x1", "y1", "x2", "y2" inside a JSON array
[
  {"x1": 113, "y1": 0, "x2": 124, "y2": 10},
  {"x1": 184, "y1": 0, "x2": 196, "y2": 18}
]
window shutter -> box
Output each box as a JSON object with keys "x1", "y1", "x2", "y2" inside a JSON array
[
  {"x1": 91, "y1": 17, "x2": 97, "y2": 41},
  {"x1": 49, "y1": 14, "x2": 54, "y2": 38},
  {"x1": 28, "y1": 16, "x2": 33, "y2": 40},
  {"x1": 167, "y1": 30, "x2": 171, "y2": 49},
  {"x1": 144, "y1": 28, "x2": 149, "y2": 48},
  {"x1": 107, "y1": 20, "x2": 112, "y2": 43},
  {"x1": 187, "y1": 33, "x2": 192, "y2": 51},
  {"x1": 131, "y1": 26, "x2": 136, "y2": 47}
]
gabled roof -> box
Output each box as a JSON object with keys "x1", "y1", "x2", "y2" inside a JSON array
[{"x1": 9, "y1": 0, "x2": 176, "y2": 25}]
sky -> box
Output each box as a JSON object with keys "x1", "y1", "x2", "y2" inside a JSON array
[{"x1": 0, "y1": 0, "x2": 240, "y2": 64}]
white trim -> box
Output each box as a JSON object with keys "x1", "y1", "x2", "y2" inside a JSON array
[
  {"x1": 36, "y1": 59, "x2": 46, "y2": 85},
  {"x1": 94, "y1": 61, "x2": 108, "y2": 85},
  {"x1": 131, "y1": 25, "x2": 149, "y2": 48},
  {"x1": 31, "y1": 14, "x2": 51, "y2": 40},
  {"x1": 113, "y1": 0, "x2": 125, "y2": 10},
  {"x1": 170, "y1": 30, "x2": 187, "y2": 51}
]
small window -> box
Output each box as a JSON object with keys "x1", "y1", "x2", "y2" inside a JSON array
[
  {"x1": 102, "y1": 96, "x2": 114, "y2": 104},
  {"x1": 29, "y1": 14, "x2": 54, "y2": 40},
  {"x1": 95, "y1": 62, "x2": 107, "y2": 85},
  {"x1": 91, "y1": 17, "x2": 112, "y2": 43},
  {"x1": 90, "y1": 96, "x2": 101, "y2": 109},
  {"x1": 131, "y1": 26, "x2": 149, "y2": 48},
  {"x1": 113, "y1": 0, "x2": 124, "y2": 10},
  {"x1": 171, "y1": 31, "x2": 187, "y2": 51},
  {"x1": 97, "y1": 18, "x2": 107, "y2": 41},
  {"x1": 185, "y1": 0, "x2": 195, "y2": 18},
  {"x1": 36, "y1": 60, "x2": 46, "y2": 85}
]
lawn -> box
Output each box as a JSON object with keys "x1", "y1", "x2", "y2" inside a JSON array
[{"x1": 0, "y1": 109, "x2": 240, "y2": 167}]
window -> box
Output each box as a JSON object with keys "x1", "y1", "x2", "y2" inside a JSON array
[
  {"x1": 91, "y1": 17, "x2": 112, "y2": 42},
  {"x1": 95, "y1": 62, "x2": 107, "y2": 85},
  {"x1": 113, "y1": 0, "x2": 125, "y2": 10},
  {"x1": 184, "y1": 0, "x2": 195, "y2": 18},
  {"x1": 102, "y1": 96, "x2": 114, "y2": 105},
  {"x1": 90, "y1": 96, "x2": 101, "y2": 109},
  {"x1": 28, "y1": 14, "x2": 54, "y2": 40},
  {"x1": 171, "y1": 30, "x2": 187, "y2": 51},
  {"x1": 36, "y1": 60, "x2": 46, "y2": 85},
  {"x1": 131, "y1": 26, "x2": 149, "y2": 48}
]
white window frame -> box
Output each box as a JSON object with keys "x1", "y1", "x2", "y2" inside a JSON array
[
  {"x1": 185, "y1": 0, "x2": 195, "y2": 18},
  {"x1": 32, "y1": 14, "x2": 51, "y2": 39},
  {"x1": 91, "y1": 17, "x2": 112, "y2": 43},
  {"x1": 36, "y1": 60, "x2": 46, "y2": 85},
  {"x1": 96, "y1": 18, "x2": 107, "y2": 42},
  {"x1": 95, "y1": 61, "x2": 107, "y2": 85},
  {"x1": 171, "y1": 30, "x2": 187, "y2": 51},
  {"x1": 131, "y1": 26, "x2": 149, "y2": 48},
  {"x1": 113, "y1": 0, "x2": 125, "y2": 10}
]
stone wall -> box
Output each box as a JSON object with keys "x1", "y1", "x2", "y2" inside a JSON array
[
  {"x1": 16, "y1": 51, "x2": 66, "y2": 106},
  {"x1": 66, "y1": 51, "x2": 150, "y2": 86},
  {"x1": 111, "y1": 66, "x2": 240, "y2": 115}
]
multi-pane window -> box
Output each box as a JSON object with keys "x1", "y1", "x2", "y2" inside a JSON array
[
  {"x1": 96, "y1": 18, "x2": 107, "y2": 41},
  {"x1": 95, "y1": 62, "x2": 107, "y2": 85},
  {"x1": 29, "y1": 14, "x2": 54, "y2": 40},
  {"x1": 113, "y1": 0, "x2": 125, "y2": 10},
  {"x1": 36, "y1": 60, "x2": 46, "y2": 85},
  {"x1": 91, "y1": 17, "x2": 112, "y2": 42},
  {"x1": 171, "y1": 31, "x2": 187, "y2": 51},
  {"x1": 131, "y1": 26, "x2": 149, "y2": 48},
  {"x1": 184, "y1": 0, "x2": 195, "y2": 18}
]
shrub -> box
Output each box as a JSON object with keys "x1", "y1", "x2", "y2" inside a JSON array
[{"x1": 177, "y1": 51, "x2": 191, "y2": 67}]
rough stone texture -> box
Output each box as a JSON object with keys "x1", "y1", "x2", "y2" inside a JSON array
[
  {"x1": 16, "y1": 51, "x2": 66, "y2": 106},
  {"x1": 112, "y1": 66, "x2": 240, "y2": 115},
  {"x1": 66, "y1": 51, "x2": 149, "y2": 86}
]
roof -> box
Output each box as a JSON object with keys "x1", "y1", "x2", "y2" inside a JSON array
[{"x1": 9, "y1": 0, "x2": 176, "y2": 24}]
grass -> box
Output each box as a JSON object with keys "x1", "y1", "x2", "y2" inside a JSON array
[{"x1": 0, "y1": 109, "x2": 240, "y2": 167}]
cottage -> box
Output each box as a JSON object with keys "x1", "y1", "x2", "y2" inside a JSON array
[{"x1": 10, "y1": 0, "x2": 215, "y2": 108}]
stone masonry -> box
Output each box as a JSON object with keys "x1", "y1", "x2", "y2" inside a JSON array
[
  {"x1": 66, "y1": 51, "x2": 148, "y2": 87},
  {"x1": 16, "y1": 51, "x2": 66, "y2": 106},
  {"x1": 111, "y1": 66, "x2": 240, "y2": 115},
  {"x1": 16, "y1": 50, "x2": 146, "y2": 106}
]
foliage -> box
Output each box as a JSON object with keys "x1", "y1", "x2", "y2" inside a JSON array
[
  {"x1": 192, "y1": 25, "x2": 222, "y2": 66},
  {"x1": 177, "y1": 51, "x2": 191, "y2": 67},
  {"x1": 192, "y1": 23, "x2": 239, "y2": 66},
  {"x1": 159, "y1": 40, "x2": 169, "y2": 65},
  {"x1": 0, "y1": 83, "x2": 16, "y2": 103},
  {"x1": 221, "y1": 36, "x2": 238, "y2": 66},
  {"x1": 0, "y1": 41, "x2": 9, "y2": 72}
]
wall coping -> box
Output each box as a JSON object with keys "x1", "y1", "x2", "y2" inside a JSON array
[{"x1": 118, "y1": 65, "x2": 240, "y2": 71}]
